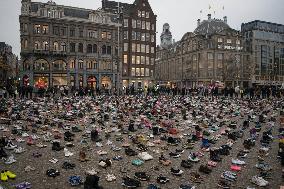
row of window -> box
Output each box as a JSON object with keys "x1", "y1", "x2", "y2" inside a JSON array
[
  {"x1": 123, "y1": 55, "x2": 155, "y2": 65},
  {"x1": 26, "y1": 24, "x2": 115, "y2": 40},
  {"x1": 123, "y1": 31, "x2": 155, "y2": 42},
  {"x1": 124, "y1": 19, "x2": 154, "y2": 31},
  {"x1": 28, "y1": 41, "x2": 114, "y2": 55},
  {"x1": 124, "y1": 43, "x2": 155, "y2": 54},
  {"x1": 217, "y1": 38, "x2": 241, "y2": 45},
  {"x1": 130, "y1": 67, "x2": 153, "y2": 77},
  {"x1": 26, "y1": 59, "x2": 112, "y2": 71}
]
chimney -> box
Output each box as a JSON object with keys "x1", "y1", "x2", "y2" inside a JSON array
[
  {"x1": 208, "y1": 14, "x2": 211, "y2": 20},
  {"x1": 224, "y1": 16, "x2": 227, "y2": 24},
  {"x1": 197, "y1": 19, "x2": 201, "y2": 26}
]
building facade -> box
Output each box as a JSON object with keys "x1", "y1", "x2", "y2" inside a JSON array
[
  {"x1": 19, "y1": 0, "x2": 121, "y2": 91},
  {"x1": 102, "y1": 0, "x2": 157, "y2": 89},
  {"x1": 242, "y1": 20, "x2": 284, "y2": 86},
  {"x1": 0, "y1": 42, "x2": 18, "y2": 87},
  {"x1": 156, "y1": 15, "x2": 251, "y2": 88}
]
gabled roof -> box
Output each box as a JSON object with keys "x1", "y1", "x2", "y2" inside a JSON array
[{"x1": 102, "y1": 0, "x2": 134, "y2": 14}]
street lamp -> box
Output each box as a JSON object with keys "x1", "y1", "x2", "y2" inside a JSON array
[{"x1": 115, "y1": 2, "x2": 123, "y2": 95}]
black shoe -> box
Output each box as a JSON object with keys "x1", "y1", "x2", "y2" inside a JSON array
[
  {"x1": 72, "y1": 126, "x2": 82, "y2": 132},
  {"x1": 181, "y1": 160, "x2": 193, "y2": 169},
  {"x1": 125, "y1": 148, "x2": 137, "y2": 156},
  {"x1": 153, "y1": 127, "x2": 160, "y2": 135},
  {"x1": 169, "y1": 152, "x2": 181, "y2": 158},
  {"x1": 157, "y1": 176, "x2": 169, "y2": 184},
  {"x1": 46, "y1": 169, "x2": 60, "y2": 177},
  {"x1": 52, "y1": 142, "x2": 63, "y2": 151},
  {"x1": 167, "y1": 137, "x2": 180, "y2": 145},
  {"x1": 171, "y1": 168, "x2": 183, "y2": 175},
  {"x1": 64, "y1": 131, "x2": 75, "y2": 138},
  {"x1": 91, "y1": 130, "x2": 102, "y2": 142},
  {"x1": 84, "y1": 175, "x2": 103, "y2": 189},
  {"x1": 134, "y1": 172, "x2": 150, "y2": 181},
  {"x1": 128, "y1": 124, "x2": 136, "y2": 132},
  {"x1": 199, "y1": 165, "x2": 212, "y2": 174},
  {"x1": 122, "y1": 177, "x2": 141, "y2": 188},
  {"x1": 64, "y1": 136, "x2": 74, "y2": 142},
  {"x1": 62, "y1": 162, "x2": 76, "y2": 169}
]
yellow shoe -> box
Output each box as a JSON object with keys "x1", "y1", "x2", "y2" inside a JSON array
[
  {"x1": 0, "y1": 171, "x2": 8, "y2": 181},
  {"x1": 5, "y1": 170, "x2": 16, "y2": 179}
]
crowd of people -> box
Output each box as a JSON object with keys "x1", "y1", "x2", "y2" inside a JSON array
[
  {"x1": 0, "y1": 84, "x2": 284, "y2": 99},
  {"x1": 0, "y1": 85, "x2": 283, "y2": 189}
]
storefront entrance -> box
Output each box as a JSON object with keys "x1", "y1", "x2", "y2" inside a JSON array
[{"x1": 87, "y1": 76, "x2": 97, "y2": 89}]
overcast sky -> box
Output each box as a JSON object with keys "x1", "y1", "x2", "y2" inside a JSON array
[{"x1": 0, "y1": 0, "x2": 283, "y2": 57}]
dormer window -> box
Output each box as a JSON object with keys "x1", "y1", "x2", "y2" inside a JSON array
[
  {"x1": 138, "y1": 10, "x2": 141, "y2": 17},
  {"x1": 227, "y1": 39, "x2": 232, "y2": 44},
  {"x1": 218, "y1": 38, "x2": 223, "y2": 43}
]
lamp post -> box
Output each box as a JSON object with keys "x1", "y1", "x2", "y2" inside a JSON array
[{"x1": 115, "y1": 2, "x2": 123, "y2": 95}]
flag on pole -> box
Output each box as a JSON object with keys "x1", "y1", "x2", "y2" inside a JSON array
[
  {"x1": 209, "y1": 5, "x2": 211, "y2": 9},
  {"x1": 200, "y1": 10, "x2": 203, "y2": 13},
  {"x1": 223, "y1": 6, "x2": 225, "y2": 10}
]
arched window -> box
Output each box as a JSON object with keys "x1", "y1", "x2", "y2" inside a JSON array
[
  {"x1": 53, "y1": 59, "x2": 67, "y2": 71},
  {"x1": 61, "y1": 42, "x2": 66, "y2": 52},
  {"x1": 93, "y1": 44, "x2": 97, "y2": 53},
  {"x1": 78, "y1": 59, "x2": 84, "y2": 69},
  {"x1": 78, "y1": 43, "x2": 83, "y2": 53},
  {"x1": 87, "y1": 44, "x2": 93, "y2": 53},
  {"x1": 23, "y1": 60, "x2": 30, "y2": 71},
  {"x1": 34, "y1": 59, "x2": 49, "y2": 71},
  {"x1": 53, "y1": 42, "x2": 59, "y2": 51},
  {"x1": 43, "y1": 41, "x2": 49, "y2": 50},
  {"x1": 102, "y1": 45, "x2": 106, "y2": 54},
  {"x1": 69, "y1": 59, "x2": 75, "y2": 69},
  {"x1": 107, "y1": 46, "x2": 112, "y2": 55},
  {"x1": 34, "y1": 41, "x2": 40, "y2": 50}
]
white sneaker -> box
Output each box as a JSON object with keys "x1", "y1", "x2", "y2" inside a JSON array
[
  {"x1": 64, "y1": 148, "x2": 74, "y2": 157},
  {"x1": 106, "y1": 174, "x2": 116, "y2": 182},
  {"x1": 5, "y1": 155, "x2": 17, "y2": 164},
  {"x1": 146, "y1": 142, "x2": 155, "y2": 147},
  {"x1": 96, "y1": 142, "x2": 103, "y2": 147},
  {"x1": 86, "y1": 169, "x2": 98, "y2": 175},
  {"x1": 106, "y1": 140, "x2": 113, "y2": 145},
  {"x1": 97, "y1": 150, "x2": 108, "y2": 155},
  {"x1": 251, "y1": 176, "x2": 269, "y2": 186},
  {"x1": 49, "y1": 158, "x2": 58, "y2": 164},
  {"x1": 14, "y1": 147, "x2": 26, "y2": 154},
  {"x1": 22, "y1": 132, "x2": 29, "y2": 137},
  {"x1": 5, "y1": 141, "x2": 17, "y2": 150},
  {"x1": 138, "y1": 152, "x2": 153, "y2": 161},
  {"x1": 232, "y1": 159, "x2": 246, "y2": 165}
]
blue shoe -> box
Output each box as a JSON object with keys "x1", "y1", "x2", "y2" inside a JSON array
[
  {"x1": 147, "y1": 184, "x2": 160, "y2": 189},
  {"x1": 69, "y1": 176, "x2": 82, "y2": 186}
]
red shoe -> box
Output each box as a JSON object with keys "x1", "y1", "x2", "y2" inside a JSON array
[
  {"x1": 26, "y1": 137, "x2": 35, "y2": 145},
  {"x1": 231, "y1": 165, "x2": 241, "y2": 171}
]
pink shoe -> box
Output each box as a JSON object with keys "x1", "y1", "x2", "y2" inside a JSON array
[
  {"x1": 207, "y1": 161, "x2": 217, "y2": 167},
  {"x1": 231, "y1": 165, "x2": 241, "y2": 171}
]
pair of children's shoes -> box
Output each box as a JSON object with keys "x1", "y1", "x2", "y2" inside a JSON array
[{"x1": 1, "y1": 170, "x2": 16, "y2": 181}]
